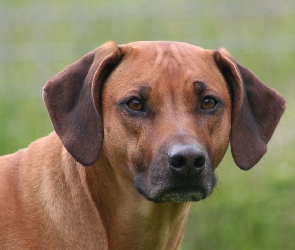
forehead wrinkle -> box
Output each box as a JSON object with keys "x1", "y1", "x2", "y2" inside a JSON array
[
  {"x1": 170, "y1": 43, "x2": 183, "y2": 63},
  {"x1": 153, "y1": 44, "x2": 183, "y2": 72},
  {"x1": 154, "y1": 45, "x2": 164, "y2": 68}
]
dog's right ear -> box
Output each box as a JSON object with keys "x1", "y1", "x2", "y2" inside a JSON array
[{"x1": 43, "y1": 41, "x2": 123, "y2": 166}]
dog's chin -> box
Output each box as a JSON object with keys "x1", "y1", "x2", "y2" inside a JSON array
[{"x1": 136, "y1": 184, "x2": 215, "y2": 203}]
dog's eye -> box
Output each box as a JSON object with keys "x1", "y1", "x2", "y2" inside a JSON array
[
  {"x1": 201, "y1": 97, "x2": 217, "y2": 110},
  {"x1": 126, "y1": 98, "x2": 144, "y2": 112}
]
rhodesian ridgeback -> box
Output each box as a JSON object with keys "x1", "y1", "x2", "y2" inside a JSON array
[{"x1": 0, "y1": 41, "x2": 286, "y2": 249}]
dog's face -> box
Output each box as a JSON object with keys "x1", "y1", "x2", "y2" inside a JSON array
[
  {"x1": 102, "y1": 42, "x2": 232, "y2": 202},
  {"x1": 43, "y1": 41, "x2": 286, "y2": 204}
]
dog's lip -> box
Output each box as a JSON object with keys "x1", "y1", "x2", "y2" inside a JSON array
[{"x1": 137, "y1": 183, "x2": 209, "y2": 203}]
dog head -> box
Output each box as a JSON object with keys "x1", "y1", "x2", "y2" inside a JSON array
[{"x1": 43, "y1": 41, "x2": 286, "y2": 203}]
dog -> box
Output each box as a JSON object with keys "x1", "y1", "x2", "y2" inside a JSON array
[{"x1": 0, "y1": 41, "x2": 286, "y2": 249}]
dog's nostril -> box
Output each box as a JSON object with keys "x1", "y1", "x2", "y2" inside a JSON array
[
  {"x1": 194, "y1": 155, "x2": 205, "y2": 169},
  {"x1": 169, "y1": 155, "x2": 187, "y2": 169}
]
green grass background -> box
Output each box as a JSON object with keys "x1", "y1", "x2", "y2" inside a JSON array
[{"x1": 0, "y1": 0, "x2": 294, "y2": 249}]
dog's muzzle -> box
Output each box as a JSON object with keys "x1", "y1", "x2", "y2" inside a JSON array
[{"x1": 134, "y1": 143, "x2": 216, "y2": 203}]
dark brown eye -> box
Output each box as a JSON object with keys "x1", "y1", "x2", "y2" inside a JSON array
[
  {"x1": 201, "y1": 97, "x2": 217, "y2": 110},
  {"x1": 126, "y1": 98, "x2": 143, "y2": 111}
]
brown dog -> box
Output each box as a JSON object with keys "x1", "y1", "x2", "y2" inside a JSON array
[{"x1": 0, "y1": 41, "x2": 286, "y2": 249}]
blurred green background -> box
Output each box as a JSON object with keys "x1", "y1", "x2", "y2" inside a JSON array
[{"x1": 0, "y1": 0, "x2": 294, "y2": 249}]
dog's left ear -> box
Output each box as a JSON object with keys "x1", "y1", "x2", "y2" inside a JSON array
[
  {"x1": 43, "y1": 41, "x2": 123, "y2": 166},
  {"x1": 214, "y1": 48, "x2": 286, "y2": 170}
]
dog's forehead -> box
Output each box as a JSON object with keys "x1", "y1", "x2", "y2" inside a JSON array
[
  {"x1": 120, "y1": 41, "x2": 209, "y2": 64},
  {"x1": 112, "y1": 42, "x2": 225, "y2": 92},
  {"x1": 118, "y1": 41, "x2": 219, "y2": 79}
]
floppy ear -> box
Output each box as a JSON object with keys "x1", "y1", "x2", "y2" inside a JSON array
[
  {"x1": 214, "y1": 48, "x2": 286, "y2": 170},
  {"x1": 43, "y1": 41, "x2": 123, "y2": 166}
]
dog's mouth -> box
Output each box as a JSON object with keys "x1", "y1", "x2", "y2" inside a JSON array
[{"x1": 136, "y1": 178, "x2": 216, "y2": 203}]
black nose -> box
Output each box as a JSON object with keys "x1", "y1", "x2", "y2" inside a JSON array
[{"x1": 168, "y1": 144, "x2": 206, "y2": 178}]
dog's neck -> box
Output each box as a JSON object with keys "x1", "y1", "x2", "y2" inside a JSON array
[{"x1": 84, "y1": 152, "x2": 191, "y2": 250}]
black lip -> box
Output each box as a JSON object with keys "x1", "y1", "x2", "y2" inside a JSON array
[{"x1": 137, "y1": 183, "x2": 210, "y2": 203}]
